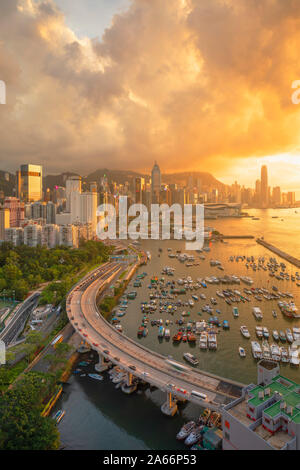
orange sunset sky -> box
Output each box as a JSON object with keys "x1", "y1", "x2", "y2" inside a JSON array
[{"x1": 0, "y1": 0, "x2": 300, "y2": 193}]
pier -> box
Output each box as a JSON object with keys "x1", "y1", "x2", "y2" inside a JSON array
[{"x1": 256, "y1": 238, "x2": 300, "y2": 269}]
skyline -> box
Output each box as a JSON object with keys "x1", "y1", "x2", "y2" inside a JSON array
[{"x1": 1, "y1": 1, "x2": 300, "y2": 190}]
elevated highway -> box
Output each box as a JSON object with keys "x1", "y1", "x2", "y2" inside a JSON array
[{"x1": 67, "y1": 262, "x2": 244, "y2": 413}]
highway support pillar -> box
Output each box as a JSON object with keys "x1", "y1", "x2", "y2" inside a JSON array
[
  {"x1": 95, "y1": 353, "x2": 112, "y2": 372},
  {"x1": 161, "y1": 392, "x2": 178, "y2": 417},
  {"x1": 121, "y1": 372, "x2": 137, "y2": 394}
]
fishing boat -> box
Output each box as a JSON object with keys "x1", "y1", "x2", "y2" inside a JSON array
[
  {"x1": 262, "y1": 341, "x2": 271, "y2": 360},
  {"x1": 279, "y1": 330, "x2": 287, "y2": 342},
  {"x1": 176, "y1": 421, "x2": 196, "y2": 441},
  {"x1": 272, "y1": 330, "x2": 279, "y2": 341},
  {"x1": 199, "y1": 333, "x2": 208, "y2": 350},
  {"x1": 286, "y1": 328, "x2": 294, "y2": 343},
  {"x1": 239, "y1": 347, "x2": 246, "y2": 358},
  {"x1": 183, "y1": 352, "x2": 199, "y2": 366},
  {"x1": 158, "y1": 326, "x2": 165, "y2": 338},
  {"x1": 187, "y1": 333, "x2": 196, "y2": 343},
  {"x1": 280, "y1": 347, "x2": 289, "y2": 363},
  {"x1": 184, "y1": 426, "x2": 203, "y2": 446},
  {"x1": 232, "y1": 307, "x2": 239, "y2": 318},
  {"x1": 289, "y1": 346, "x2": 300, "y2": 367},
  {"x1": 262, "y1": 327, "x2": 269, "y2": 339},
  {"x1": 252, "y1": 307, "x2": 263, "y2": 320},
  {"x1": 208, "y1": 333, "x2": 217, "y2": 350},
  {"x1": 255, "y1": 326, "x2": 263, "y2": 338},
  {"x1": 240, "y1": 325, "x2": 250, "y2": 338},
  {"x1": 137, "y1": 326, "x2": 144, "y2": 337},
  {"x1": 270, "y1": 343, "x2": 281, "y2": 362},
  {"x1": 251, "y1": 341, "x2": 262, "y2": 359},
  {"x1": 88, "y1": 373, "x2": 103, "y2": 381}
]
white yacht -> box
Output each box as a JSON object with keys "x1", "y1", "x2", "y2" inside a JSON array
[{"x1": 240, "y1": 326, "x2": 250, "y2": 339}]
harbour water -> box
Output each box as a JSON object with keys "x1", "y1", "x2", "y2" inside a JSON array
[{"x1": 57, "y1": 208, "x2": 300, "y2": 449}]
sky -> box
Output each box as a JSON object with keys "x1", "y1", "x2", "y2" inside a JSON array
[{"x1": 0, "y1": 0, "x2": 300, "y2": 193}]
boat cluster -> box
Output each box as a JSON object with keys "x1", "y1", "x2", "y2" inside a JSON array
[
  {"x1": 176, "y1": 409, "x2": 221, "y2": 449},
  {"x1": 229, "y1": 255, "x2": 300, "y2": 286}
]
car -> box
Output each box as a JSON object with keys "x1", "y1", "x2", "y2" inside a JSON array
[
  {"x1": 114, "y1": 357, "x2": 120, "y2": 362},
  {"x1": 167, "y1": 383, "x2": 175, "y2": 389},
  {"x1": 92, "y1": 343, "x2": 99, "y2": 347},
  {"x1": 83, "y1": 334, "x2": 88, "y2": 338},
  {"x1": 74, "y1": 322, "x2": 78, "y2": 326},
  {"x1": 103, "y1": 349, "x2": 110, "y2": 354},
  {"x1": 176, "y1": 387, "x2": 188, "y2": 395},
  {"x1": 142, "y1": 372, "x2": 150, "y2": 377},
  {"x1": 129, "y1": 365, "x2": 136, "y2": 371}
]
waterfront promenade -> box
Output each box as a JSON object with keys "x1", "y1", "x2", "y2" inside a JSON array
[
  {"x1": 256, "y1": 238, "x2": 300, "y2": 269},
  {"x1": 66, "y1": 261, "x2": 244, "y2": 414}
]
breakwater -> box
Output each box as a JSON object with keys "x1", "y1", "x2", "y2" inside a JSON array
[{"x1": 256, "y1": 238, "x2": 300, "y2": 268}]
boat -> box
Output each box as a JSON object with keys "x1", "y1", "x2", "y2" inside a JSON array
[
  {"x1": 88, "y1": 373, "x2": 103, "y2": 381},
  {"x1": 289, "y1": 346, "x2": 300, "y2": 367},
  {"x1": 255, "y1": 326, "x2": 263, "y2": 338},
  {"x1": 272, "y1": 310, "x2": 277, "y2": 318},
  {"x1": 251, "y1": 341, "x2": 262, "y2": 359},
  {"x1": 239, "y1": 347, "x2": 246, "y2": 357},
  {"x1": 232, "y1": 307, "x2": 239, "y2": 318},
  {"x1": 262, "y1": 327, "x2": 269, "y2": 339},
  {"x1": 270, "y1": 343, "x2": 281, "y2": 361},
  {"x1": 280, "y1": 347, "x2": 289, "y2": 363},
  {"x1": 279, "y1": 330, "x2": 287, "y2": 342},
  {"x1": 252, "y1": 307, "x2": 263, "y2": 320},
  {"x1": 158, "y1": 326, "x2": 165, "y2": 338},
  {"x1": 184, "y1": 426, "x2": 203, "y2": 446},
  {"x1": 183, "y1": 353, "x2": 199, "y2": 366},
  {"x1": 199, "y1": 333, "x2": 208, "y2": 350},
  {"x1": 272, "y1": 330, "x2": 279, "y2": 341},
  {"x1": 222, "y1": 320, "x2": 230, "y2": 330},
  {"x1": 208, "y1": 333, "x2": 217, "y2": 350},
  {"x1": 176, "y1": 421, "x2": 196, "y2": 441},
  {"x1": 240, "y1": 326, "x2": 250, "y2": 339},
  {"x1": 165, "y1": 328, "x2": 170, "y2": 339},
  {"x1": 286, "y1": 328, "x2": 294, "y2": 343}
]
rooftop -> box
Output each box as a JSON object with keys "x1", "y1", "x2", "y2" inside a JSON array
[{"x1": 248, "y1": 375, "x2": 300, "y2": 424}]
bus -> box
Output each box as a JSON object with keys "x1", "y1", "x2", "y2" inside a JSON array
[
  {"x1": 165, "y1": 359, "x2": 190, "y2": 373},
  {"x1": 191, "y1": 391, "x2": 207, "y2": 401}
]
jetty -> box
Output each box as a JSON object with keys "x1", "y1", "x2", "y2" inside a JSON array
[{"x1": 256, "y1": 238, "x2": 300, "y2": 269}]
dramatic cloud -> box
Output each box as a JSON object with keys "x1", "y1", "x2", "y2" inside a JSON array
[{"x1": 0, "y1": 0, "x2": 300, "y2": 178}]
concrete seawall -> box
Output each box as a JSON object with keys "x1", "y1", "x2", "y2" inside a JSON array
[{"x1": 256, "y1": 238, "x2": 300, "y2": 269}]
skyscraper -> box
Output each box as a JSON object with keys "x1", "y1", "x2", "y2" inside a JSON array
[
  {"x1": 151, "y1": 161, "x2": 161, "y2": 204},
  {"x1": 261, "y1": 165, "x2": 268, "y2": 208},
  {"x1": 134, "y1": 177, "x2": 145, "y2": 204},
  {"x1": 66, "y1": 176, "x2": 82, "y2": 212},
  {"x1": 16, "y1": 164, "x2": 43, "y2": 202}
]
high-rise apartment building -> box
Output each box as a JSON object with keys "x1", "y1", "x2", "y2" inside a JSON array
[
  {"x1": 0, "y1": 208, "x2": 10, "y2": 241},
  {"x1": 4, "y1": 197, "x2": 24, "y2": 227},
  {"x1": 16, "y1": 164, "x2": 43, "y2": 202}
]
